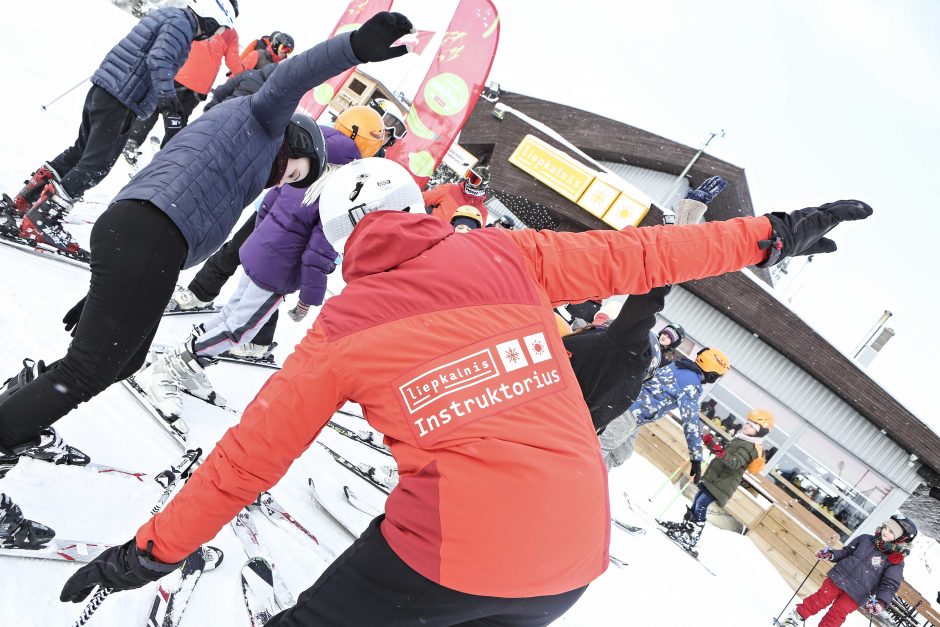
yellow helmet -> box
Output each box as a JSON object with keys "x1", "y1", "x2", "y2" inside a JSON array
[
  {"x1": 334, "y1": 106, "x2": 386, "y2": 157},
  {"x1": 451, "y1": 205, "x2": 483, "y2": 228},
  {"x1": 747, "y1": 409, "x2": 774, "y2": 431},
  {"x1": 695, "y1": 348, "x2": 730, "y2": 376}
]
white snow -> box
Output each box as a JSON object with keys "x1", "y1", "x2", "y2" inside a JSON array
[{"x1": 0, "y1": 2, "x2": 938, "y2": 626}]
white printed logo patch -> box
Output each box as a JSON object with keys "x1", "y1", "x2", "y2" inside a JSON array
[
  {"x1": 523, "y1": 332, "x2": 551, "y2": 363},
  {"x1": 495, "y1": 339, "x2": 528, "y2": 372}
]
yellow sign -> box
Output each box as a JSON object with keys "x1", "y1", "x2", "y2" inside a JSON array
[
  {"x1": 577, "y1": 177, "x2": 620, "y2": 218},
  {"x1": 603, "y1": 186, "x2": 651, "y2": 229},
  {"x1": 508, "y1": 135, "x2": 595, "y2": 202}
]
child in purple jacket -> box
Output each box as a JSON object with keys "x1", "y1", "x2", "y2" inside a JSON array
[{"x1": 136, "y1": 125, "x2": 360, "y2": 420}]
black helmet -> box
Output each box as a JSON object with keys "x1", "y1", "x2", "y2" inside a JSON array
[
  {"x1": 284, "y1": 113, "x2": 327, "y2": 189},
  {"x1": 645, "y1": 331, "x2": 663, "y2": 380},
  {"x1": 890, "y1": 513, "x2": 918, "y2": 543},
  {"x1": 270, "y1": 31, "x2": 295, "y2": 54}
]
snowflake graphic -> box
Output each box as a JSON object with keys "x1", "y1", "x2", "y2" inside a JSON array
[{"x1": 504, "y1": 346, "x2": 522, "y2": 363}]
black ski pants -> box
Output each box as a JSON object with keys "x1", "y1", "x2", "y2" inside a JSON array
[
  {"x1": 187, "y1": 211, "x2": 278, "y2": 346},
  {"x1": 126, "y1": 83, "x2": 203, "y2": 149},
  {"x1": 267, "y1": 515, "x2": 588, "y2": 627},
  {"x1": 0, "y1": 200, "x2": 187, "y2": 447},
  {"x1": 49, "y1": 85, "x2": 136, "y2": 200}
]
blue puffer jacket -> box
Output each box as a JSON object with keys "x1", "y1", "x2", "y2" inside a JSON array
[
  {"x1": 626, "y1": 359, "x2": 705, "y2": 460},
  {"x1": 112, "y1": 34, "x2": 359, "y2": 268},
  {"x1": 828, "y1": 534, "x2": 904, "y2": 606},
  {"x1": 91, "y1": 7, "x2": 196, "y2": 119},
  {"x1": 239, "y1": 127, "x2": 361, "y2": 305}
]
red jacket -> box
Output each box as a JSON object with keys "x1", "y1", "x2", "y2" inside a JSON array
[
  {"x1": 423, "y1": 182, "x2": 488, "y2": 224},
  {"x1": 137, "y1": 212, "x2": 772, "y2": 597},
  {"x1": 175, "y1": 29, "x2": 243, "y2": 95}
]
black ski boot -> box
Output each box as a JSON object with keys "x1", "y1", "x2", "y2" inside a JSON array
[
  {"x1": 657, "y1": 505, "x2": 693, "y2": 531},
  {"x1": 666, "y1": 520, "x2": 705, "y2": 556},
  {"x1": 0, "y1": 493, "x2": 55, "y2": 549}
]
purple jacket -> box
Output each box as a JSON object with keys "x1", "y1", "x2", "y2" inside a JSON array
[{"x1": 239, "y1": 127, "x2": 361, "y2": 305}]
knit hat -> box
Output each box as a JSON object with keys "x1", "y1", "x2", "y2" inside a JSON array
[{"x1": 882, "y1": 518, "x2": 905, "y2": 540}]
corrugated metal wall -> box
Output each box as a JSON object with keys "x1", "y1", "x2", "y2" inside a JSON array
[
  {"x1": 663, "y1": 286, "x2": 922, "y2": 493},
  {"x1": 598, "y1": 161, "x2": 690, "y2": 207}
]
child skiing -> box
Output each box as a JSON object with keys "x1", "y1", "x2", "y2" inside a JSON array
[
  {"x1": 779, "y1": 514, "x2": 917, "y2": 627},
  {"x1": 60, "y1": 157, "x2": 871, "y2": 625},
  {"x1": 0, "y1": 14, "x2": 415, "y2": 470},
  {"x1": 0, "y1": 0, "x2": 238, "y2": 257},
  {"x1": 137, "y1": 124, "x2": 361, "y2": 417},
  {"x1": 658, "y1": 409, "x2": 774, "y2": 554}
]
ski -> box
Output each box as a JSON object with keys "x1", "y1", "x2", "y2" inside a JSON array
[
  {"x1": 307, "y1": 479, "x2": 371, "y2": 538},
  {"x1": 150, "y1": 448, "x2": 203, "y2": 515},
  {"x1": 316, "y1": 442, "x2": 394, "y2": 495},
  {"x1": 163, "y1": 305, "x2": 221, "y2": 316},
  {"x1": 0, "y1": 230, "x2": 90, "y2": 269},
  {"x1": 609, "y1": 555, "x2": 628, "y2": 568},
  {"x1": 231, "y1": 509, "x2": 296, "y2": 610},
  {"x1": 146, "y1": 545, "x2": 223, "y2": 627},
  {"x1": 326, "y1": 421, "x2": 391, "y2": 456},
  {"x1": 241, "y1": 557, "x2": 280, "y2": 627},
  {"x1": 612, "y1": 519, "x2": 646, "y2": 536},
  {"x1": 343, "y1": 485, "x2": 381, "y2": 518},
  {"x1": 121, "y1": 376, "x2": 189, "y2": 448},
  {"x1": 0, "y1": 538, "x2": 112, "y2": 563},
  {"x1": 253, "y1": 491, "x2": 319, "y2": 545},
  {"x1": 217, "y1": 343, "x2": 281, "y2": 370},
  {"x1": 655, "y1": 527, "x2": 716, "y2": 576}
]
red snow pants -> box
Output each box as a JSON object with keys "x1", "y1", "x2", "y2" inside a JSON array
[{"x1": 796, "y1": 578, "x2": 861, "y2": 627}]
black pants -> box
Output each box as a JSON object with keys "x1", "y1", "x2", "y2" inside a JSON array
[
  {"x1": 187, "y1": 212, "x2": 278, "y2": 345},
  {"x1": 49, "y1": 85, "x2": 136, "y2": 200},
  {"x1": 126, "y1": 83, "x2": 203, "y2": 149},
  {"x1": 0, "y1": 200, "x2": 187, "y2": 447},
  {"x1": 267, "y1": 516, "x2": 588, "y2": 626}
]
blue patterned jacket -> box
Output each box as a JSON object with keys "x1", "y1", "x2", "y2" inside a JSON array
[{"x1": 627, "y1": 359, "x2": 705, "y2": 460}]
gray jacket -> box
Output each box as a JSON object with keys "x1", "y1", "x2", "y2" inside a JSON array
[
  {"x1": 113, "y1": 33, "x2": 359, "y2": 268},
  {"x1": 91, "y1": 7, "x2": 195, "y2": 118},
  {"x1": 828, "y1": 534, "x2": 904, "y2": 606}
]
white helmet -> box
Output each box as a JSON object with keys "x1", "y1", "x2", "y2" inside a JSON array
[
  {"x1": 186, "y1": 0, "x2": 238, "y2": 33},
  {"x1": 319, "y1": 159, "x2": 425, "y2": 249}
]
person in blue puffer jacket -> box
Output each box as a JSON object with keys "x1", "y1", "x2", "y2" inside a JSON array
[
  {"x1": 0, "y1": 13, "x2": 413, "y2": 467},
  {"x1": 6, "y1": 0, "x2": 239, "y2": 256},
  {"x1": 599, "y1": 347, "x2": 731, "y2": 479},
  {"x1": 137, "y1": 126, "x2": 363, "y2": 416}
]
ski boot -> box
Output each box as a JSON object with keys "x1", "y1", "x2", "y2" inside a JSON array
[
  {"x1": 135, "y1": 352, "x2": 187, "y2": 430},
  {"x1": 224, "y1": 342, "x2": 275, "y2": 360},
  {"x1": 665, "y1": 520, "x2": 705, "y2": 557},
  {"x1": 657, "y1": 506, "x2": 693, "y2": 531},
  {"x1": 20, "y1": 181, "x2": 89, "y2": 260},
  {"x1": 0, "y1": 493, "x2": 55, "y2": 549},
  {"x1": 167, "y1": 287, "x2": 213, "y2": 312},
  {"x1": 775, "y1": 608, "x2": 805, "y2": 626},
  {"x1": 166, "y1": 342, "x2": 226, "y2": 408},
  {"x1": 0, "y1": 358, "x2": 45, "y2": 405},
  {"x1": 8, "y1": 428, "x2": 90, "y2": 467},
  {"x1": 122, "y1": 140, "x2": 142, "y2": 167},
  {"x1": 11, "y1": 162, "x2": 60, "y2": 217}
]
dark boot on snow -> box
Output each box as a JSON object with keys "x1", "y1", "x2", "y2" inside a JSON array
[{"x1": 0, "y1": 493, "x2": 55, "y2": 549}]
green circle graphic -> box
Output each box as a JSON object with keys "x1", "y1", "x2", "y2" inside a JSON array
[
  {"x1": 313, "y1": 84, "x2": 335, "y2": 105},
  {"x1": 409, "y1": 151, "x2": 436, "y2": 177},
  {"x1": 423, "y1": 73, "x2": 470, "y2": 117}
]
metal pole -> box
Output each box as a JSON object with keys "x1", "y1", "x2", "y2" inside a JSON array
[
  {"x1": 659, "y1": 129, "x2": 725, "y2": 206},
  {"x1": 40, "y1": 76, "x2": 91, "y2": 111},
  {"x1": 853, "y1": 310, "x2": 892, "y2": 359},
  {"x1": 772, "y1": 560, "x2": 819, "y2": 625},
  {"x1": 648, "y1": 460, "x2": 690, "y2": 502}
]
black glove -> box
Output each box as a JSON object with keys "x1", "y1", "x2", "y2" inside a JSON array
[
  {"x1": 62, "y1": 296, "x2": 86, "y2": 337},
  {"x1": 689, "y1": 459, "x2": 702, "y2": 484},
  {"x1": 349, "y1": 12, "x2": 413, "y2": 63},
  {"x1": 60, "y1": 539, "x2": 183, "y2": 602},
  {"x1": 157, "y1": 93, "x2": 183, "y2": 118},
  {"x1": 758, "y1": 200, "x2": 872, "y2": 267}
]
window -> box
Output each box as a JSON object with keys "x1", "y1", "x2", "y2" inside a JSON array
[{"x1": 347, "y1": 78, "x2": 368, "y2": 96}]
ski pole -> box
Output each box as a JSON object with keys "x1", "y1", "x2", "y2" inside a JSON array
[
  {"x1": 41, "y1": 76, "x2": 91, "y2": 111},
  {"x1": 772, "y1": 560, "x2": 819, "y2": 626},
  {"x1": 648, "y1": 460, "x2": 690, "y2": 502},
  {"x1": 70, "y1": 586, "x2": 112, "y2": 627}
]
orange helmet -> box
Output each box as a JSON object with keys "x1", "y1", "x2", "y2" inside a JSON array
[
  {"x1": 747, "y1": 409, "x2": 774, "y2": 431},
  {"x1": 334, "y1": 106, "x2": 386, "y2": 157},
  {"x1": 695, "y1": 348, "x2": 730, "y2": 376},
  {"x1": 451, "y1": 205, "x2": 483, "y2": 229}
]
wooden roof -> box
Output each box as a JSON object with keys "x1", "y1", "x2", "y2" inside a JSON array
[{"x1": 458, "y1": 92, "x2": 940, "y2": 480}]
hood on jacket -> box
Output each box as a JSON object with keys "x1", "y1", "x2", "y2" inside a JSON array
[{"x1": 342, "y1": 212, "x2": 453, "y2": 283}]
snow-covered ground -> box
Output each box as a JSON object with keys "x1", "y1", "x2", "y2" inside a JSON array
[{"x1": 1, "y1": 1, "x2": 938, "y2": 626}]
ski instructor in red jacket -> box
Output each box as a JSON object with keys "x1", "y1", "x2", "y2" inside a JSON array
[{"x1": 61, "y1": 158, "x2": 872, "y2": 625}]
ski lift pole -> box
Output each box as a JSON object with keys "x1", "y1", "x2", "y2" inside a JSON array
[
  {"x1": 659, "y1": 129, "x2": 725, "y2": 207},
  {"x1": 648, "y1": 459, "x2": 690, "y2": 503},
  {"x1": 41, "y1": 76, "x2": 91, "y2": 111},
  {"x1": 70, "y1": 586, "x2": 112, "y2": 627}
]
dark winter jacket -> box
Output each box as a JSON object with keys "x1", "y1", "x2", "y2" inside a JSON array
[
  {"x1": 112, "y1": 34, "x2": 359, "y2": 268},
  {"x1": 91, "y1": 7, "x2": 196, "y2": 119},
  {"x1": 627, "y1": 358, "x2": 706, "y2": 460},
  {"x1": 204, "y1": 63, "x2": 277, "y2": 111},
  {"x1": 700, "y1": 437, "x2": 759, "y2": 507},
  {"x1": 565, "y1": 286, "x2": 669, "y2": 432},
  {"x1": 239, "y1": 127, "x2": 361, "y2": 305},
  {"x1": 828, "y1": 534, "x2": 904, "y2": 606}
]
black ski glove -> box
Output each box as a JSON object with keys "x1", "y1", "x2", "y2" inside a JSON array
[
  {"x1": 689, "y1": 459, "x2": 702, "y2": 484},
  {"x1": 349, "y1": 12, "x2": 413, "y2": 63},
  {"x1": 157, "y1": 93, "x2": 183, "y2": 118},
  {"x1": 62, "y1": 296, "x2": 86, "y2": 337},
  {"x1": 757, "y1": 200, "x2": 873, "y2": 267},
  {"x1": 685, "y1": 176, "x2": 728, "y2": 205},
  {"x1": 60, "y1": 539, "x2": 183, "y2": 602}
]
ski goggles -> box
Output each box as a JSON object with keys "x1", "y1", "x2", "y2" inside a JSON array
[
  {"x1": 381, "y1": 112, "x2": 407, "y2": 139},
  {"x1": 275, "y1": 43, "x2": 293, "y2": 57}
]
